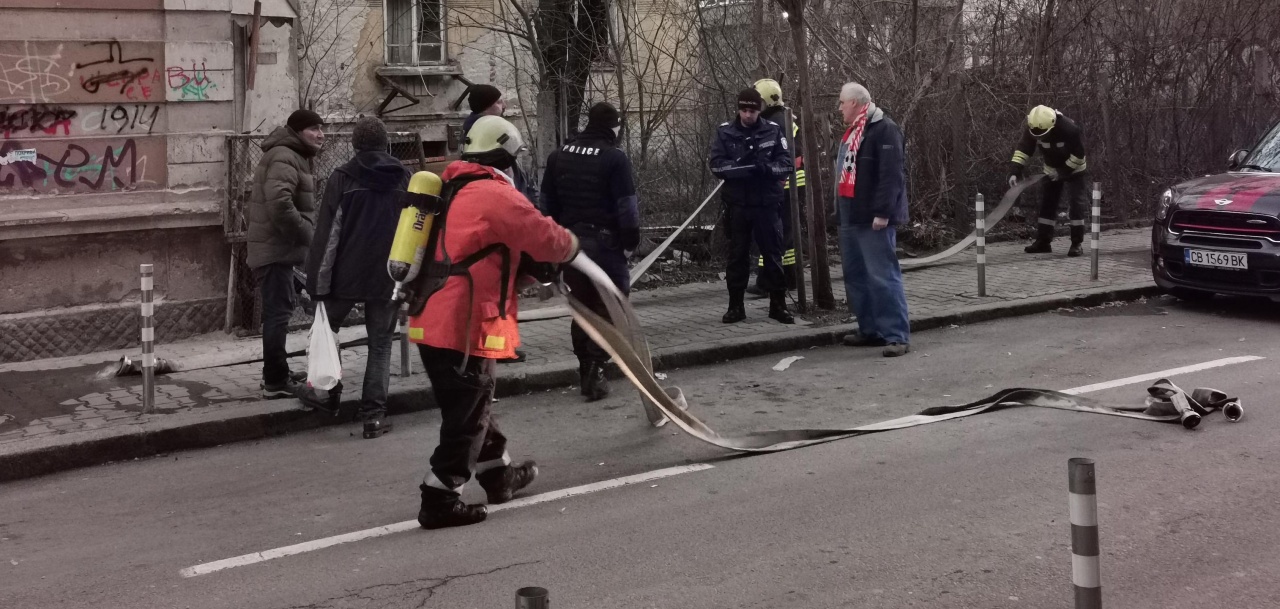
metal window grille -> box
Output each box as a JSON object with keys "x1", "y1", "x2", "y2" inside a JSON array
[{"x1": 223, "y1": 132, "x2": 426, "y2": 332}]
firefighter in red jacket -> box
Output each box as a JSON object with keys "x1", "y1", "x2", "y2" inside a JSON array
[{"x1": 408, "y1": 116, "x2": 580, "y2": 529}]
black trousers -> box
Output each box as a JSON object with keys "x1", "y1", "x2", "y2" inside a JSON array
[
  {"x1": 727, "y1": 204, "x2": 785, "y2": 295},
  {"x1": 254, "y1": 263, "x2": 297, "y2": 385},
  {"x1": 420, "y1": 344, "x2": 509, "y2": 493},
  {"x1": 1038, "y1": 173, "x2": 1090, "y2": 244},
  {"x1": 563, "y1": 231, "x2": 630, "y2": 365}
]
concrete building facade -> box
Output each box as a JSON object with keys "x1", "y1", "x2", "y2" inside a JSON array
[{"x1": 0, "y1": 0, "x2": 298, "y2": 362}]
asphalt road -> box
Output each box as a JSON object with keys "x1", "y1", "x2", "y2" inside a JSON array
[{"x1": 3, "y1": 295, "x2": 1280, "y2": 609}]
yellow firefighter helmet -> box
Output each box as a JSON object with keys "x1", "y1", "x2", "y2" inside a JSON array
[
  {"x1": 754, "y1": 78, "x2": 784, "y2": 107},
  {"x1": 1027, "y1": 105, "x2": 1057, "y2": 138}
]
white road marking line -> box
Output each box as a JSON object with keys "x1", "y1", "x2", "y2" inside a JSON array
[
  {"x1": 180, "y1": 463, "x2": 715, "y2": 578},
  {"x1": 180, "y1": 356, "x2": 1265, "y2": 578},
  {"x1": 1061, "y1": 356, "x2": 1264, "y2": 395}
]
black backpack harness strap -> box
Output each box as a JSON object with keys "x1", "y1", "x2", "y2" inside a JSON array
[{"x1": 404, "y1": 173, "x2": 513, "y2": 372}]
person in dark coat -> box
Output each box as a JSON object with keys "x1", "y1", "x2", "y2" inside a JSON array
[
  {"x1": 461, "y1": 84, "x2": 505, "y2": 136},
  {"x1": 833, "y1": 82, "x2": 911, "y2": 357},
  {"x1": 305, "y1": 117, "x2": 410, "y2": 437},
  {"x1": 709, "y1": 88, "x2": 795, "y2": 325},
  {"x1": 247, "y1": 109, "x2": 324, "y2": 398},
  {"x1": 541, "y1": 102, "x2": 639, "y2": 401}
]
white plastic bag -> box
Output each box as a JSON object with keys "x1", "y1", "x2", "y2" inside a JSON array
[{"x1": 306, "y1": 302, "x2": 342, "y2": 391}]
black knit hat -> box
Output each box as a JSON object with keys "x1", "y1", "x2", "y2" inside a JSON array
[
  {"x1": 737, "y1": 88, "x2": 764, "y2": 111},
  {"x1": 351, "y1": 117, "x2": 389, "y2": 152},
  {"x1": 468, "y1": 84, "x2": 502, "y2": 113},
  {"x1": 586, "y1": 102, "x2": 620, "y2": 129},
  {"x1": 287, "y1": 109, "x2": 324, "y2": 133}
]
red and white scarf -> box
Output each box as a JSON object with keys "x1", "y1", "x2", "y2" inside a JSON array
[{"x1": 837, "y1": 105, "x2": 870, "y2": 198}]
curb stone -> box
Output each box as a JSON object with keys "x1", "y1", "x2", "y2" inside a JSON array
[{"x1": 0, "y1": 280, "x2": 1160, "y2": 482}]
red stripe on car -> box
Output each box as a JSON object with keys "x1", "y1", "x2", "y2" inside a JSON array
[{"x1": 1195, "y1": 175, "x2": 1280, "y2": 211}]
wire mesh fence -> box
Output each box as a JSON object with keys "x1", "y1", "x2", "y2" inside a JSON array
[{"x1": 224, "y1": 132, "x2": 426, "y2": 332}]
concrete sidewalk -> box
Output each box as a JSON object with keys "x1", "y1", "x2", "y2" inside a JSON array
[{"x1": 0, "y1": 228, "x2": 1157, "y2": 481}]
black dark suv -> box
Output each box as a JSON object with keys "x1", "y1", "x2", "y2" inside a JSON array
[{"x1": 1152, "y1": 121, "x2": 1280, "y2": 300}]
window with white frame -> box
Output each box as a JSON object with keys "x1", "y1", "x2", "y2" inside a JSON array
[{"x1": 385, "y1": 0, "x2": 446, "y2": 65}]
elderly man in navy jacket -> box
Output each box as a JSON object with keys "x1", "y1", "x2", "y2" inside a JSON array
[{"x1": 833, "y1": 82, "x2": 911, "y2": 357}]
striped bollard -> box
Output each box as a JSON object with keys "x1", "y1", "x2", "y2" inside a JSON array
[
  {"x1": 1090, "y1": 183, "x2": 1101, "y2": 281},
  {"x1": 516, "y1": 586, "x2": 549, "y2": 609},
  {"x1": 1069, "y1": 457, "x2": 1102, "y2": 608},
  {"x1": 976, "y1": 193, "x2": 986, "y2": 297},
  {"x1": 140, "y1": 264, "x2": 156, "y2": 414}
]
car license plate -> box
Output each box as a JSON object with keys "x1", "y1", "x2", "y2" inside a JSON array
[{"x1": 1185, "y1": 249, "x2": 1248, "y2": 270}]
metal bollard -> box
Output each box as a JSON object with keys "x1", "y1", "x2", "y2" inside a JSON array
[
  {"x1": 1091, "y1": 183, "x2": 1101, "y2": 281},
  {"x1": 1069, "y1": 458, "x2": 1102, "y2": 609},
  {"x1": 515, "y1": 586, "x2": 549, "y2": 609},
  {"x1": 976, "y1": 193, "x2": 986, "y2": 297},
  {"x1": 140, "y1": 264, "x2": 156, "y2": 414},
  {"x1": 398, "y1": 305, "x2": 412, "y2": 377}
]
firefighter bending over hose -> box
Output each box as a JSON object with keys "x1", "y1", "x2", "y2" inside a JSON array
[
  {"x1": 1008, "y1": 105, "x2": 1090, "y2": 257},
  {"x1": 404, "y1": 116, "x2": 580, "y2": 529}
]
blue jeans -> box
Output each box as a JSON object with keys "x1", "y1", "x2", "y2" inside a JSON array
[
  {"x1": 325, "y1": 299, "x2": 397, "y2": 416},
  {"x1": 838, "y1": 225, "x2": 910, "y2": 344}
]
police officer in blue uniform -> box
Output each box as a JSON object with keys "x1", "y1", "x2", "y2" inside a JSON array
[
  {"x1": 541, "y1": 102, "x2": 640, "y2": 401},
  {"x1": 709, "y1": 88, "x2": 795, "y2": 325}
]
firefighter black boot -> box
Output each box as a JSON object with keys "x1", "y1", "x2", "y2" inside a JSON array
[
  {"x1": 1024, "y1": 240, "x2": 1052, "y2": 254},
  {"x1": 1024, "y1": 223, "x2": 1054, "y2": 254},
  {"x1": 476, "y1": 461, "x2": 539, "y2": 504},
  {"x1": 722, "y1": 292, "x2": 746, "y2": 324},
  {"x1": 1067, "y1": 225, "x2": 1085, "y2": 257},
  {"x1": 417, "y1": 484, "x2": 487, "y2": 530},
  {"x1": 768, "y1": 291, "x2": 795, "y2": 324},
  {"x1": 582, "y1": 360, "x2": 610, "y2": 402}
]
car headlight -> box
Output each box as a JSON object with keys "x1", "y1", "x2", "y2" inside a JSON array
[{"x1": 1156, "y1": 189, "x2": 1173, "y2": 221}]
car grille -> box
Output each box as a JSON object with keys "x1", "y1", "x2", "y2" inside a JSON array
[
  {"x1": 1169, "y1": 210, "x2": 1280, "y2": 239},
  {"x1": 1179, "y1": 235, "x2": 1264, "y2": 249}
]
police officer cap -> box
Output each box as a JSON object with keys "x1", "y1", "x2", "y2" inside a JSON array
[{"x1": 737, "y1": 88, "x2": 764, "y2": 111}]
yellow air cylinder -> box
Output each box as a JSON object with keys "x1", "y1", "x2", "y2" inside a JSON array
[{"x1": 387, "y1": 171, "x2": 443, "y2": 298}]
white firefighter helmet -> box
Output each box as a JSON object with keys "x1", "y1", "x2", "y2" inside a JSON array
[{"x1": 462, "y1": 116, "x2": 525, "y2": 165}]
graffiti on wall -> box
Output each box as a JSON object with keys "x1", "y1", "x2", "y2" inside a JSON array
[
  {"x1": 0, "y1": 137, "x2": 166, "y2": 194},
  {"x1": 0, "y1": 104, "x2": 163, "y2": 139},
  {"x1": 166, "y1": 62, "x2": 218, "y2": 101},
  {"x1": 0, "y1": 40, "x2": 165, "y2": 104}
]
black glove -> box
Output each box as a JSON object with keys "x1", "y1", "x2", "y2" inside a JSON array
[
  {"x1": 755, "y1": 157, "x2": 773, "y2": 177},
  {"x1": 517, "y1": 252, "x2": 560, "y2": 284},
  {"x1": 620, "y1": 227, "x2": 641, "y2": 252}
]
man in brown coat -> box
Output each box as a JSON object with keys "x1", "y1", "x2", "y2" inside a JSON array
[{"x1": 247, "y1": 109, "x2": 324, "y2": 397}]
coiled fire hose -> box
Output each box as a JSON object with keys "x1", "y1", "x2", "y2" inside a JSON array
[{"x1": 561, "y1": 254, "x2": 1243, "y2": 453}]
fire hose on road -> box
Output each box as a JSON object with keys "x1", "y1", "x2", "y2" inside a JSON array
[{"x1": 563, "y1": 253, "x2": 1244, "y2": 453}]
